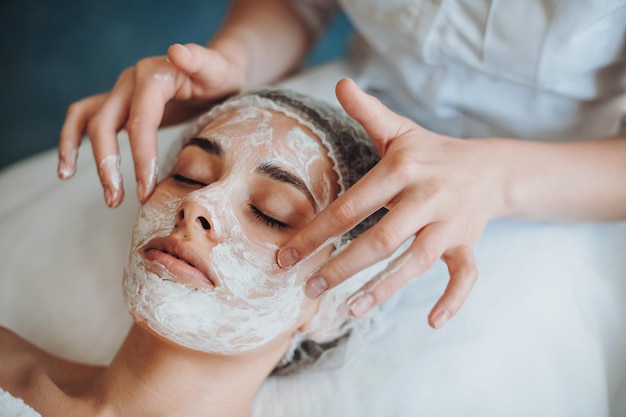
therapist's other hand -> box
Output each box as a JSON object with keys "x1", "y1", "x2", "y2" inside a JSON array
[
  {"x1": 58, "y1": 43, "x2": 245, "y2": 207},
  {"x1": 278, "y1": 78, "x2": 506, "y2": 329}
]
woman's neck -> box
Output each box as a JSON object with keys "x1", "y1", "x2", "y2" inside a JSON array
[{"x1": 82, "y1": 324, "x2": 286, "y2": 417}]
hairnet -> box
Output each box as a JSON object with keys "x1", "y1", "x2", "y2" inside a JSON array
[{"x1": 165, "y1": 88, "x2": 389, "y2": 374}]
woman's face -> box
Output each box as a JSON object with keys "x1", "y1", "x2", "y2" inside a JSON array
[{"x1": 123, "y1": 107, "x2": 339, "y2": 355}]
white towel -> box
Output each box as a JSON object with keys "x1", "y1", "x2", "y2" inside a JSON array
[{"x1": 0, "y1": 389, "x2": 41, "y2": 417}]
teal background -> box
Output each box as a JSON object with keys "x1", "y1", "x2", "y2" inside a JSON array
[{"x1": 0, "y1": 0, "x2": 352, "y2": 171}]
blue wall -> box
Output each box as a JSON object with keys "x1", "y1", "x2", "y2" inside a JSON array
[{"x1": 0, "y1": 0, "x2": 352, "y2": 170}]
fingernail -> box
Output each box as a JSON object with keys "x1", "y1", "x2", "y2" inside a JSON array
[
  {"x1": 177, "y1": 43, "x2": 192, "y2": 58},
  {"x1": 278, "y1": 247, "x2": 301, "y2": 268},
  {"x1": 145, "y1": 157, "x2": 158, "y2": 198},
  {"x1": 99, "y1": 155, "x2": 123, "y2": 207},
  {"x1": 136, "y1": 180, "x2": 146, "y2": 203},
  {"x1": 104, "y1": 187, "x2": 113, "y2": 207},
  {"x1": 304, "y1": 275, "x2": 328, "y2": 299},
  {"x1": 348, "y1": 292, "x2": 374, "y2": 317},
  {"x1": 431, "y1": 310, "x2": 450, "y2": 329},
  {"x1": 57, "y1": 160, "x2": 73, "y2": 180}
]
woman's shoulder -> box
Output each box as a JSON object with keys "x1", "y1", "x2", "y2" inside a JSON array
[
  {"x1": 0, "y1": 326, "x2": 104, "y2": 413},
  {"x1": 0, "y1": 326, "x2": 54, "y2": 393}
]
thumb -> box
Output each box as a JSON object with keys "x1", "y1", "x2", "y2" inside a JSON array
[
  {"x1": 167, "y1": 43, "x2": 211, "y2": 76},
  {"x1": 335, "y1": 78, "x2": 416, "y2": 156}
]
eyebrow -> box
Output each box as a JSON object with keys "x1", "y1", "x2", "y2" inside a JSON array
[
  {"x1": 183, "y1": 137, "x2": 223, "y2": 157},
  {"x1": 255, "y1": 162, "x2": 318, "y2": 212}
]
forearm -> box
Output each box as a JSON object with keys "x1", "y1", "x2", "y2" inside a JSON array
[
  {"x1": 491, "y1": 135, "x2": 626, "y2": 222},
  {"x1": 208, "y1": 0, "x2": 315, "y2": 90}
]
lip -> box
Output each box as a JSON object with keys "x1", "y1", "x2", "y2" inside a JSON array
[{"x1": 142, "y1": 236, "x2": 217, "y2": 288}]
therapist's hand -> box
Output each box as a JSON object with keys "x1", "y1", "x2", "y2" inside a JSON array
[
  {"x1": 58, "y1": 43, "x2": 245, "y2": 207},
  {"x1": 278, "y1": 78, "x2": 506, "y2": 329}
]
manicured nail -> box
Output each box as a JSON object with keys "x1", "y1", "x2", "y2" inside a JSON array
[
  {"x1": 104, "y1": 187, "x2": 113, "y2": 207},
  {"x1": 57, "y1": 160, "x2": 73, "y2": 179},
  {"x1": 136, "y1": 180, "x2": 146, "y2": 203},
  {"x1": 146, "y1": 158, "x2": 158, "y2": 196},
  {"x1": 304, "y1": 275, "x2": 328, "y2": 298},
  {"x1": 348, "y1": 292, "x2": 374, "y2": 317},
  {"x1": 278, "y1": 247, "x2": 301, "y2": 268},
  {"x1": 431, "y1": 310, "x2": 450, "y2": 329},
  {"x1": 99, "y1": 155, "x2": 123, "y2": 207},
  {"x1": 176, "y1": 43, "x2": 192, "y2": 58},
  {"x1": 58, "y1": 147, "x2": 78, "y2": 180}
]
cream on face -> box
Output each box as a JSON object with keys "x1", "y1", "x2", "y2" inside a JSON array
[{"x1": 123, "y1": 107, "x2": 337, "y2": 355}]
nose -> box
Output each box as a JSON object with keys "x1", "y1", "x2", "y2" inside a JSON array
[{"x1": 175, "y1": 200, "x2": 213, "y2": 237}]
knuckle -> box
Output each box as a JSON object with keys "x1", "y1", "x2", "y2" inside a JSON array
[
  {"x1": 371, "y1": 226, "x2": 403, "y2": 255},
  {"x1": 125, "y1": 115, "x2": 142, "y2": 137},
  {"x1": 415, "y1": 244, "x2": 440, "y2": 267},
  {"x1": 322, "y1": 260, "x2": 353, "y2": 286},
  {"x1": 372, "y1": 279, "x2": 396, "y2": 304},
  {"x1": 462, "y1": 264, "x2": 479, "y2": 285},
  {"x1": 452, "y1": 246, "x2": 478, "y2": 284},
  {"x1": 328, "y1": 200, "x2": 359, "y2": 231},
  {"x1": 86, "y1": 117, "x2": 104, "y2": 142},
  {"x1": 119, "y1": 66, "x2": 136, "y2": 81},
  {"x1": 386, "y1": 152, "x2": 419, "y2": 177},
  {"x1": 133, "y1": 59, "x2": 153, "y2": 74},
  {"x1": 296, "y1": 230, "x2": 324, "y2": 256},
  {"x1": 427, "y1": 179, "x2": 446, "y2": 197},
  {"x1": 66, "y1": 101, "x2": 84, "y2": 119}
]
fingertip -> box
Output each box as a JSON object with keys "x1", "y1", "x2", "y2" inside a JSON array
[
  {"x1": 303, "y1": 275, "x2": 328, "y2": 299},
  {"x1": 105, "y1": 186, "x2": 124, "y2": 208},
  {"x1": 277, "y1": 247, "x2": 301, "y2": 269},
  {"x1": 98, "y1": 155, "x2": 124, "y2": 208},
  {"x1": 335, "y1": 77, "x2": 353, "y2": 93},
  {"x1": 169, "y1": 43, "x2": 209, "y2": 75},
  {"x1": 136, "y1": 182, "x2": 155, "y2": 205},
  {"x1": 429, "y1": 309, "x2": 451, "y2": 329},
  {"x1": 135, "y1": 157, "x2": 159, "y2": 203},
  {"x1": 58, "y1": 137, "x2": 80, "y2": 180},
  {"x1": 167, "y1": 43, "x2": 194, "y2": 71},
  {"x1": 335, "y1": 77, "x2": 361, "y2": 104},
  {"x1": 168, "y1": 43, "x2": 192, "y2": 59},
  {"x1": 136, "y1": 180, "x2": 147, "y2": 204},
  {"x1": 347, "y1": 291, "x2": 375, "y2": 317},
  {"x1": 57, "y1": 158, "x2": 76, "y2": 180}
]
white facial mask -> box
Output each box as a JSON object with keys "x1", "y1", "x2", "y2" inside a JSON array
[{"x1": 123, "y1": 108, "x2": 333, "y2": 355}]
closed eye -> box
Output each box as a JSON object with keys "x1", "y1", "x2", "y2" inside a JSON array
[
  {"x1": 172, "y1": 174, "x2": 206, "y2": 187},
  {"x1": 249, "y1": 205, "x2": 289, "y2": 231}
]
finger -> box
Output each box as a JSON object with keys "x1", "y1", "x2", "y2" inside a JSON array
[
  {"x1": 347, "y1": 222, "x2": 449, "y2": 317},
  {"x1": 126, "y1": 61, "x2": 176, "y2": 202},
  {"x1": 58, "y1": 94, "x2": 108, "y2": 179},
  {"x1": 168, "y1": 43, "x2": 243, "y2": 94},
  {"x1": 87, "y1": 68, "x2": 135, "y2": 207},
  {"x1": 303, "y1": 190, "x2": 437, "y2": 299},
  {"x1": 428, "y1": 244, "x2": 478, "y2": 329},
  {"x1": 277, "y1": 154, "x2": 405, "y2": 269},
  {"x1": 335, "y1": 78, "x2": 416, "y2": 156},
  {"x1": 167, "y1": 43, "x2": 207, "y2": 76}
]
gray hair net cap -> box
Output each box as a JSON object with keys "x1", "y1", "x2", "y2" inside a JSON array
[{"x1": 165, "y1": 88, "x2": 389, "y2": 375}]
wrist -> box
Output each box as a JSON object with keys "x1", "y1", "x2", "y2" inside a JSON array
[
  {"x1": 475, "y1": 138, "x2": 523, "y2": 220},
  {"x1": 483, "y1": 137, "x2": 558, "y2": 220}
]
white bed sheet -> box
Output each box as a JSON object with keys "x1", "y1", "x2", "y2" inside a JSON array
[{"x1": 1, "y1": 61, "x2": 625, "y2": 417}]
